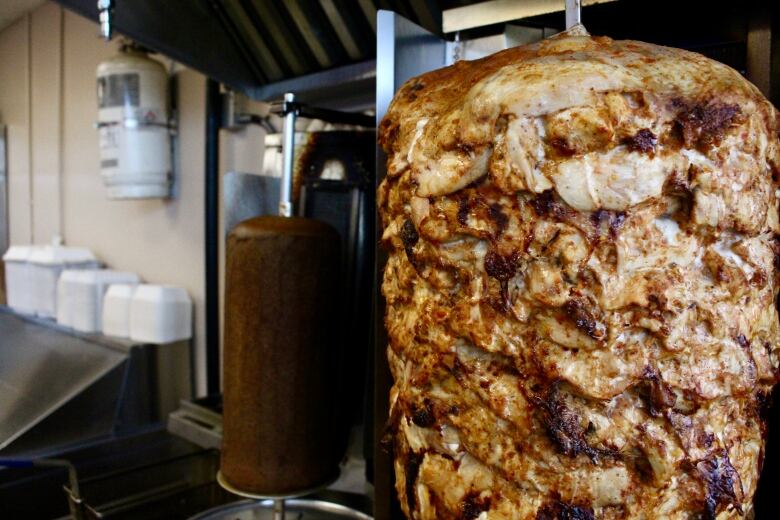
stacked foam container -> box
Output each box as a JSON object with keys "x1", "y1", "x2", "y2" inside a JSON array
[
  {"x1": 104, "y1": 284, "x2": 192, "y2": 343},
  {"x1": 4, "y1": 245, "x2": 98, "y2": 316},
  {"x1": 3, "y1": 245, "x2": 192, "y2": 344},
  {"x1": 57, "y1": 270, "x2": 140, "y2": 333}
]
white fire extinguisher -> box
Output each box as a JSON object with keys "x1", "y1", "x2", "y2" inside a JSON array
[{"x1": 96, "y1": 41, "x2": 172, "y2": 199}]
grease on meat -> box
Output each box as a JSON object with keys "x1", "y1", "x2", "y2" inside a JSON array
[{"x1": 379, "y1": 26, "x2": 780, "y2": 520}]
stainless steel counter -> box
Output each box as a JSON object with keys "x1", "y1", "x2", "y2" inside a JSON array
[
  {"x1": 0, "y1": 306, "x2": 191, "y2": 457},
  {"x1": 0, "y1": 308, "x2": 127, "y2": 450}
]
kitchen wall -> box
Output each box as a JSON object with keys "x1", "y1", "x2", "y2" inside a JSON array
[{"x1": 0, "y1": 2, "x2": 268, "y2": 395}]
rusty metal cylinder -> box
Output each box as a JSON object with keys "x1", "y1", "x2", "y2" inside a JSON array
[{"x1": 221, "y1": 215, "x2": 346, "y2": 496}]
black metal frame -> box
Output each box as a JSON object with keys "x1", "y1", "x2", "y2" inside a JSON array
[{"x1": 204, "y1": 79, "x2": 222, "y2": 396}]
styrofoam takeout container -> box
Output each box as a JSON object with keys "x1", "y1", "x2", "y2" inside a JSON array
[
  {"x1": 129, "y1": 284, "x2": 192, "y2": 344},
  {"x1": 59, "y1": 270, "x2": 140, "y2": 333},
  {"x1": 29, "y1": 245, "x2": 98, "y2": 319},
  {"x1": 102, "y1": 283, "x2": 138, "y2": 338},
  {"x1": 3, "y1": 245, "x2": 39, "y2": 314}
]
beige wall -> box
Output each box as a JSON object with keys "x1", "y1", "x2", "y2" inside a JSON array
[{"x1": 0, "y1": 3, "x2": 268, "y2": 395}]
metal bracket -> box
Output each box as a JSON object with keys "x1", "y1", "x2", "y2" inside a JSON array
[
  {"x1": 94, "y1": 119, "x2": 178, "y2": 135},
  {"x1": 270, "y1": 98, "x2": 374, "y2": 128}
]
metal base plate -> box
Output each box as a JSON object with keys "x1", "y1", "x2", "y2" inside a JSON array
[
  {"x1": 217, "y1": 470, "x2": 340, "y2": 500},
  {"x1": 190, "y1": 497, "x2": 372, "y2": 520}
]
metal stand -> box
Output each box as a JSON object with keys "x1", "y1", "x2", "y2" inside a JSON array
[
  {"x1": 272, "y1": 499, "x2": 286, "y2": 520},
  {"x1": 216, "y1": 470, "x2": 341, "y2": 520}
]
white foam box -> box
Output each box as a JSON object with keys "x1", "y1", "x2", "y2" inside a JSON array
[
  {"x1": 129, "y1": 285, "x2": 192, "y2": 344},
  {"x1": 29, "y1": 246, "x2": 98, "y2": 319},
  {"x1": 3, "y1": 245, "x2": 38, "y2": 314},
  {"x1": 57, "y1": 270, "x2": 88, "y2": 328},
  {"x1": 102, "y1": 283, "x2": 138, "y2": 338},
  {"x1": 69, "y1": 270, "x2": 140, "y2": 333}
]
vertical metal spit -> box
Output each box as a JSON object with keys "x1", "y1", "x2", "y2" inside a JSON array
[
  {"x1": 273, "y1": 498, "x2": 286, "y2": 520},
  {"x1": 280, "y1": 92, "x2": 297, "y2": 218},
  {"x1": 565, "y1": 0, "x2": 581, "y2": 29},
  {"x1": 267, "y1": 90, "x2": 301, "y2": 520}
]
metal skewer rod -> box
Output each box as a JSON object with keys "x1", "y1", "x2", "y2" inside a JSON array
[
  {"x1": 273, "y1": 498, "x2": 286, "y2": 520},
  {"x1": 280, "y1": 92, "x2": 297, "y2": 218},
  {"x1": 565, "y1": 0, "x2": 581, "y2": 29}
]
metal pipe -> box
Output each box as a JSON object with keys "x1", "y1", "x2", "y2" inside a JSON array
[
  {"x1": 279, "y1": 92, "x2": 297, "y2": 218},
  {"x1": 272, "y1": 498, "x2": 286, "y2": 520},
  {"x1": 565, "y1": 0, "x2": 581, "y2": 28},
  {"x1": 97, "y1": 0, "x2": 114, "y2": 41},
  {"x1": 205, "y1": 78, "x2": 222, "y2": 396}
]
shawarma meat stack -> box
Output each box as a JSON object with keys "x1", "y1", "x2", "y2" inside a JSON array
[{"x1": 378, "y1": 26, "x2": 780, "y2": 519}]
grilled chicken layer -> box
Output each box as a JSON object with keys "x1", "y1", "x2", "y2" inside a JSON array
[{"x1": 378, "y1": 27, "x2": 780, "y2": 520}]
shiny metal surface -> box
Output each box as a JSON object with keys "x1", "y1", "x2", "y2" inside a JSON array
[
  {"x1": 280, "y1": 93, "x2": 297, "y2": 218},
  {"x1": 565, "y1": 0, "x2": 581, "y2": 28},
  {"x1": 223, "y1": 172, "x2": 280, "y2": 236},
  {"x1": 191, "y1": 498, "x2": 373, "y2": 520},
  {"x1": 272, "y1": 498, "x2": 285, "y2": 520},
  {"x1": 247, "y1": 60, "x2": 375, "y2": 111},
  {"x1": 217, "y1": 470, "x2": 340, "y2": 501},
  {"x1": 96, "y1": 0, "x2": 113, "y2": 40},
  {"x1": 0, "y1": 309, "x2": 126, "y2": 450}
]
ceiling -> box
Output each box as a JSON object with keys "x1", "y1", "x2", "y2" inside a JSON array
[
  {"x1": 50, "y1": 0, "x2": 775, "y2": 103},
  {"x1": 0, "y1": 0, "x2": 45, "y2": 31},
  {"x1": 54, "y1": 0, "x2": 445, "y2": 95}
]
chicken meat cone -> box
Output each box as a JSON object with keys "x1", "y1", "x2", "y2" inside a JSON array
[{"x1": 378, "y1": 27, "x2": 780, "y2": 520}]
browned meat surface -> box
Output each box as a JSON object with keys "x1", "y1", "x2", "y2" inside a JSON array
[{"x1": 378, "y1": 26, "x2": 780, "y2": 520}]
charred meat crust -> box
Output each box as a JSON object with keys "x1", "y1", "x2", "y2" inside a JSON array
[
  {"x1": 637, "y1": 367, "x2": 676, "y2": 417},
  {"x1": 401, "y1": 218, "x2": 420, "y2": 251},
  {"x1": 401, "y1": 218, "x2": 421, "y2": 268},
  {"x1": 536, "y1": 499, "x2": 595, "y2": 520},
  {"x1": 590, "y1": 209, "x2": 626, "y2": 239},
  {"x1": 532, "y1": 190, "x2": 575, "y2": 221},
  {"x1": 457, "y1": 195, "x2": 510, "y2": 236},
  {"x1": 412, "y1": 399, "x2": 437, "y2": 428},
  {"x1": 673, "y1": 99, "x2": 742, "y2": 150},
  {"x1": 533, "y1": 385, "x2": 607, "y2": 462},
  {"x1": 696, "y1": 449, "x2": 745, "y2": 519},
  {"x1": 405, "y1": 451, "x2": 423, "y2": 512},
  {"x1": 484, "y1": 250, "x2": 520, "y2": 282},
  {"x1": 623, "y1": 128, "x2": 657, "y2": 153},
  {"x1": 460, "y1": 492, "x2": 492, "y2": 520},
  {"x1": 563, "y1": 298, "x2": 606, "y2": 340}
]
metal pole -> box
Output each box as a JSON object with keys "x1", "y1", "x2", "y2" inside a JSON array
[
  {"x1": 565, "y1": 0, "x2": 581, "y2": 29},
  {"x1": 272, "y1": 498, "x2": 286, "y2": 520},
  {"x1": 280, "y1": 93, "x2": 297, "y2": 218},
  {"x1": 204, "y1": 78, "x2": 222, "y2": 396}
]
